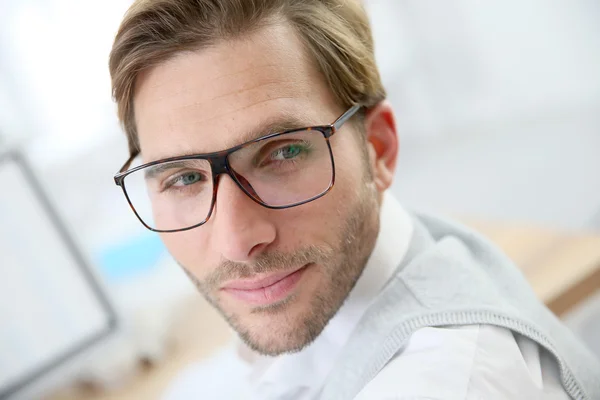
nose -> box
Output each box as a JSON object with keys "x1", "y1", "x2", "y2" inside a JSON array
[{"x1": 209, "y1": 174, "x2": 277, "y2": 262}]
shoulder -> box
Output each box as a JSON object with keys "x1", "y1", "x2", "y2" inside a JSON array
[{"x1": 354, "y1": 324, "x2": 569, "y2": 400}]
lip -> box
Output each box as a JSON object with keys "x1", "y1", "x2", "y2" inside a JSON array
[
  {"x1": 222, "y1": 266, "x2": 306, "y2": 290},
  {"x1": 220, "y1": 264, "x2": 310, "y2": 306}
]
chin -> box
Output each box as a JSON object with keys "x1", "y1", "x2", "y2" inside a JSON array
[
  {"x1": 241, "y1": 327, "x2": 317, "y2": 357},
  {"x1": 228, "y1": 297, "x2": 326, "y2": 356},
  {"x1": 245, "y1": 332, "x2": 308, "y2": 356}
]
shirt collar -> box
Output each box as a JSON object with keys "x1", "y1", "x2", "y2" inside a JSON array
[{"x1": 243, "y1": 192, "x2": 414, "y2": 399}]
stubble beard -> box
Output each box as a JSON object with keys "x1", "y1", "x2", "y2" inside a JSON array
[{"x1": 181, "y1": 181, "x2": 380, "y2": 356}]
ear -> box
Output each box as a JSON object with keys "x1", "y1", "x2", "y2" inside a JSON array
[{"x1": 364, "y1": 101, "x2": 399, "y2": 193}]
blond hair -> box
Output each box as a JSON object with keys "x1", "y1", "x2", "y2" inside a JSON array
[{"x1": 109, "y1": 0, "x2": 386, "y2": 155}]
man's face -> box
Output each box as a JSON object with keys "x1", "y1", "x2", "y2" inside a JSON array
[{"x1": 134, "y1": 22, "x2": 381, "y2": 355}]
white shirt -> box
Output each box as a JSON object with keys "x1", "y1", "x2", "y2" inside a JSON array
[{"x1": 163, "y1": 194, "x2": 569, "y2": 399}]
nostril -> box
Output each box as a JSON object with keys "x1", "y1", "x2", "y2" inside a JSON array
[{"x1": 248, "y1": 241, "x2": 269, "y2": 258}]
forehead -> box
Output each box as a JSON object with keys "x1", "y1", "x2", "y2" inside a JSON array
[{"x1": 133, "y1": 22, "x2": 341, "y2": 163}]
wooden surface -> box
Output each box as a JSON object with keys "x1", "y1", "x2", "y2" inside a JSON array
[
  {"x1": 48, "y1": 220, "x2": 600, "y2": 400},
  {"x1": 467, "y1": 220, "x2": 600, "y2": 314}
]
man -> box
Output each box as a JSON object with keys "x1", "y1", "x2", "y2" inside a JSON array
[{"x1": 109, "y1": 0, "x2": 600, "y2": 398}]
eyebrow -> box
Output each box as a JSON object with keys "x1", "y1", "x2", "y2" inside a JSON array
[
  {"x1": 227, "y1": 114, "x2": 316, "y2": 149},
  {"x1": 144, "y1": 160, "x2": 204, "y2": 180},
  {"x1": 146, "y1": 113, "x2": 319, "y2": 164}
]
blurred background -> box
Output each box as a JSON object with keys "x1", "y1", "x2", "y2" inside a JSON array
[{"x1": 1, "y1": 0, "x2": 599, "y2": 399}]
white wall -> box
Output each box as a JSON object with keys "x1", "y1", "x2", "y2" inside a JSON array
[
  {"x1": 0, "y1": 0, "x2": 598, "y2": 237},
  {"x1": 366, "y1": 0, "x2": 600, "y2": 230},
  {"x1": 368, "y1": 0, "x2": 600, "y2": 140},
  {"x1": 1, "y1": 1, "x2": 599, "y2": 394}
]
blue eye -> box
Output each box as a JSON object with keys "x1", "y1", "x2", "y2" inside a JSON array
[
  {"x1": 272, "y1": 144, "x2": 304, "y2": 161},
  {"x1": 178, "y1": 172, "x2": 203, "y2": 186}
]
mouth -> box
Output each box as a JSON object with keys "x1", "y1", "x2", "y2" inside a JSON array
[{"x1": 220, "y1": 264, "x2": 311, "y2": 306}]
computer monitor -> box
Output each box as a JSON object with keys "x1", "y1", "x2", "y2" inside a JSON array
[{"x1": 0, "y1": 151, "x2": 117, "y2": 399}]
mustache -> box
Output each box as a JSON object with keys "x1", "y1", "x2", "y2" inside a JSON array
[{"x1": 203, "y1": 245, "x2": 334, "y2": 289}]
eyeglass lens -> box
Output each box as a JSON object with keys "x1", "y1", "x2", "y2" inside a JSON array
[{"x1": 122, "y1": 129, "x2": 333, "y2": 231}]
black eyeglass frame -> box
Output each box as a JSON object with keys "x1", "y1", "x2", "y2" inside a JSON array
[{"x1": 114, "y1": 104, "x2": 362, "y2": 233}]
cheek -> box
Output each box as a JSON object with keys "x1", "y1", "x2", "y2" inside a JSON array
[
  {"x1": 332, "y1": 138, "x2": 371, "y2": 195},
  {"x1": 333, "y1": 129, "x2": 370, "y2": 176},
  {"x1": 280, "y1": 203, "x2": 337, "y2": 241},
  {"x1": 279, "y1": 138, "x2": 368, "y2": 240},
  {"x1": 275, "y1": 176, "x2": 357, "y2": 248},
  {"x1": 160, "y1": 230, "x2": 216, "y2": 277}
]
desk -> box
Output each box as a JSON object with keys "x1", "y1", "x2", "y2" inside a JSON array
[
  {"x1": 468, "y1": 220, "x2": 600, "y2": 315},
  {"x1": 49, "y1": 220, "x2": 600, "y2": 400}
]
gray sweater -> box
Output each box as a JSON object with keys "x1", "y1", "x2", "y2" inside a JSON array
[{"x1": 319, "y1": 213, "x2": 600, "y2": 400}]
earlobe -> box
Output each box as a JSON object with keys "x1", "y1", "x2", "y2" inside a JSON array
[{"x1": 364, "y1": 101, "x2": 399, "y2": 192}]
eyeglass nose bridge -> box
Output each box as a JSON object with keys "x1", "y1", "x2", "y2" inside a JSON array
[{"x1": 207, "y1": 154, "x2": 264, "y2": 208}]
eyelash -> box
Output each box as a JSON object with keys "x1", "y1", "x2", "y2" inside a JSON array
[
  {"x1": 161, "y1": 170, "x2": 205, "y2": 191},
  {"x1": 257, "y1": 141, "x2": 312, "y2": 166}
]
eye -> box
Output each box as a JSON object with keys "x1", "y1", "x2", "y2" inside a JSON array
[
  {"x1": 249, "y1": 138, "x2": 314, "y2": 169},
  {"x1": 174, "y1": 171, "x2": 203, "y2": 186},
  {"x1": 271, "y1": 144, "x2": 304, "y2": 161},
  {"x1": 161, "y1": 170, "x2": 207, "y2": 192}
]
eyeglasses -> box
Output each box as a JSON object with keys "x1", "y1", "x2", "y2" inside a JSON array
[{"x1": 114, "y1": 105, "x2": 362, "y2": 233}]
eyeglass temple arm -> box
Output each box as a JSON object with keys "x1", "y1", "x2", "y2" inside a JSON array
[
  {"x1": 114, "y1": 151, "x2": 140, "y2": 186},
  {"x1": 332, "y1": 104, "x2": 362, "y2": 132},
  {"x1": 121, "y1": 152, "x2": 139, "y2": 172}
]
